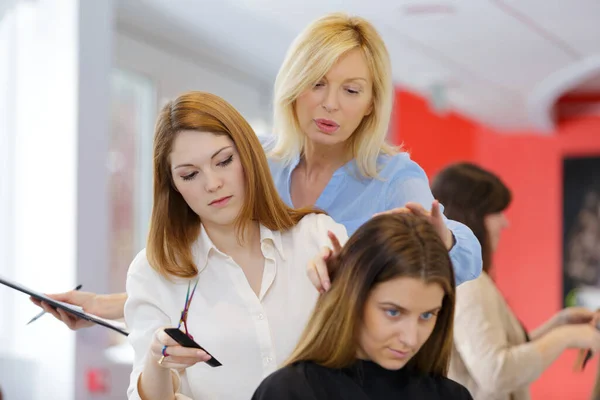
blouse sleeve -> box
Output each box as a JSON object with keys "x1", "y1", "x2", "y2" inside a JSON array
[
  {"x1": 453, "y1": 275, "x2": 545, "y2": 396},
  {"x1": 124, "y1": 251, "x2": 193, "y2": 400}
]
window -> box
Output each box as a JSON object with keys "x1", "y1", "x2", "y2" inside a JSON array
[{"x1": 108, "y1": 69, "x2": 156, "y2": 296}]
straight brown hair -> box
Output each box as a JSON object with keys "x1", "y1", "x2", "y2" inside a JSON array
[
  {"x1": 285, "y1": 213, "x2": 456, "y2": 376},
  {"x1": 147, "y1": 91, "x2": 321, "y2": 279},
  {"x1": 431, "y1": 162, "x2": 511, "y2": 273}
]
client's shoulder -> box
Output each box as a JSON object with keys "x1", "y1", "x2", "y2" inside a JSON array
[
  {"x1": 251, "y1": 362, "x2": 318, "y2": 399},
  {"x1": 423, "y1": 375, "x2": 473, "y2": 399}
]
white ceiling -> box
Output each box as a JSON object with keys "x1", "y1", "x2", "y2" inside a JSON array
[{"x1": 117, "y1": 0, "x2": 600, "y2": 132}]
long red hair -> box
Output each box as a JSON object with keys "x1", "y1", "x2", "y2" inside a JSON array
[{"x1": 147, "y1": 91, "x2": 321, "y2": 279}]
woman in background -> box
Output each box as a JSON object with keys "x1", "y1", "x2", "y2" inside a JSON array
[
  {"x1": 252, "y1": 213, "x2": 472, "y2": 400},
  {"x1": 432, "y1": 162, "x2": 600, "y2": 400}
]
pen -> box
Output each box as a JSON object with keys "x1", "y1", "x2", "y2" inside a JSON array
[{"x1": 27, "y1": 284, "x2": 83, "y2": 325}]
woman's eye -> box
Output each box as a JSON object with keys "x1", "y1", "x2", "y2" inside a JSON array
[
  {"x1": 420, "y1": 312, "x2": 435, "y2": 321},
  {"x1": 217, "y1": 155, "x2": 233, "y2": 167},
  {"x1": 385, "y1": 309, "x2": 400, "y2": 318},
  {"x1": 181, "y1": 172, "x2": 197, "y2": 181}
]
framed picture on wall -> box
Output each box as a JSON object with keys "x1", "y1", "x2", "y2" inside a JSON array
[{"x1": 563, "y1": 156, "x2": 600, "y2": 308}]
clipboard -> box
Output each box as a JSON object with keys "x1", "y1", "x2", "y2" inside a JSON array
[{"x1": 0, "y1": 275, "x2": 129, "y2": 336}]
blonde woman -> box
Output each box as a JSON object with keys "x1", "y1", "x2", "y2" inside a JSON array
[{"x1": 266, "y1": 13, "x2": 480, "y2": 286}]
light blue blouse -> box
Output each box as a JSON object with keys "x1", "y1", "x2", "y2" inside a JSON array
[{"x1": 261, "y1": 137, "x2": 482, "y2": 286}]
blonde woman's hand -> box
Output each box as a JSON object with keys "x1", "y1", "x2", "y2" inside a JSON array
[
  {"x1": 374, "y1": 200, "x2": 454, "y2": 250},
  {"x1": 307, "y1": 231, "x2": 343, "y2": 293}
]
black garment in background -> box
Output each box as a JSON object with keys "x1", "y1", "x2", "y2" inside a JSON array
[{"x1": 251, "y1": 359, "x2": 473, "y2": 400}]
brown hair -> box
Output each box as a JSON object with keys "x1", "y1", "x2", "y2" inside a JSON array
[
  {"x1": 431, "y1": 162, "x2": 511, "y2": 273},
  {"x1": 147, "y1": 91, "x2": 321, "y2": 279},
  {"x1": 285, "y1": 213, "x2": 456, "y2": 376}
]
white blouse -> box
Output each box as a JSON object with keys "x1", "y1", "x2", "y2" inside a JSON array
[{"x1": 125, "y1": 213, "x2": 348, "y2": 400}]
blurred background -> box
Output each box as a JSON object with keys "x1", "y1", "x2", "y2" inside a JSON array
[{"x1": 0, "y1": 0, "x2": 599, "y2": 398}]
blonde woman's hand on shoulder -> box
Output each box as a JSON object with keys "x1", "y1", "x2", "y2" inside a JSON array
[{"x1": 307, "y1": 230, "x2": 343, "y2": 293}]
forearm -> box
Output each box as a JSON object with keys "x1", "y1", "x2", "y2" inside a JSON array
[
  {"x1": 530, "y1": 325, "x2": 571, "y2": 369},
  {"x1": 138, "y1": 356, "x2": 176, "y2": 400},
  {"x1": 96, "y1": 292, "x2": 128, "y2": 320},
  {"x1": 454, "y1": 276, "x2": 564, "y2": 395},
  {"x1": 466, "y1": 330, "x2": 568, "y2": 395}
]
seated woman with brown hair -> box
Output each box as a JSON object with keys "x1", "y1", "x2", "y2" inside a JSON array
[{"x1": 252, "y1": 213, "x2": 472, "y2": 400}]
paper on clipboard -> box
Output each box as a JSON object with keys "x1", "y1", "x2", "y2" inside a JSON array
[{"x1": 0, "y1": 275, "x2": 129, "y2": 336}]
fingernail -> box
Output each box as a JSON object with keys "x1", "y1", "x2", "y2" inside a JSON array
[{"x1": 324, "y1": 281, "x2": 330, "y2": 291}]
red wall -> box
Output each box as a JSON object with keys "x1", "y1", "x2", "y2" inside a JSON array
[{"x1": 393, "y1": 89, "x2": 600, "y2": 399}]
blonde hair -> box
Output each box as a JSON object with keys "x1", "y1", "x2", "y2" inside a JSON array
[
  {"x1": 271, "y1": 12, "x2": 398, "y2": 179},
  {"x1": 147, "y1": 91, "x2": 322, "y2": 279}
]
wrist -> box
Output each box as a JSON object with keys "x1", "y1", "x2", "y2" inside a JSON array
[
  {"x1": 145, "y1": 348, "x2": 171, "y2": 372},
  {"x1": 95, "y1": 293, "x2": 126, "y2": 319},
  {"x1": 552, "y1": 325, "x2": 575, "y2": 348},
  {"x1": 552, "y1": 311, "x2": 566, "y2": 327}
]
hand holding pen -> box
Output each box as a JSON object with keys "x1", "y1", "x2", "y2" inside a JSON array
[
  {"x1": 27, "y1": 284, "x2": 83, "y2": 325},
  {"x1": 29, "y1": 285, "x2": 101, "y2": 330}
]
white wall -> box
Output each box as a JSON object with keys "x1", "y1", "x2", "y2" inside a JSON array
[
  {"x1": 0, "y1": 1, "x2": 114, "y2": 399},
  {"x1": 114, "y1": 30, "x2": 273, "y2": 133},
  {"x1": 106, "y1": 27, "x2": 274, "y2": 270}
]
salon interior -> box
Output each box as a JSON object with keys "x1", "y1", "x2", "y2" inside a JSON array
[{"x1": 1, "y1": 0, "x2": 600, "y2": 399}]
